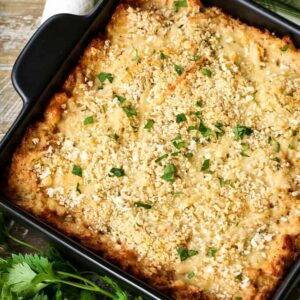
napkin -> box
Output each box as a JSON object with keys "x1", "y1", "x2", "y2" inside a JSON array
[{"x1": 41, "y1": 0, "x2": 96, "y2": 23}]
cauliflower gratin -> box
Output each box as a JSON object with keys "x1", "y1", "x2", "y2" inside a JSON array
[{"x1": 3, "y1": 0, "x2": 300, "y2": 299}]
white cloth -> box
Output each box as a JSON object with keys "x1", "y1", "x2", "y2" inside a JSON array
[{"x1": 41, "y1": 0, "x2": 96, "y2": 23}]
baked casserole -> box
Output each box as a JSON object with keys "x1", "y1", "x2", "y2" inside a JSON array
[{"x1": 3, "y1": 0, "x2": 300, "y2": 299}]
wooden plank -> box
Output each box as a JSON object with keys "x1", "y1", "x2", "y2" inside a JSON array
[{"x1": 0, "y1": 0, "x2": 45, "y2": 141}]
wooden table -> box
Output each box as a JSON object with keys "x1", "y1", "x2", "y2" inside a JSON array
[{"x1": 0, "y1": 0, "x2": 45, "y2": 141}]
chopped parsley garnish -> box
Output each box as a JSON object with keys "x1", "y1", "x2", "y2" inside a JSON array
[
  {"x1": 233, "y1": 125, "x2": 253, "y2": 140},
  {"x1": 114, "y1": 94, "x2": 126, "y2": 103},
  {"x1": 259, "y1": 229, "x2": 265, "y2": 234},
  {"x1": 187, "y1": 272, "x2": 195, "y2": 279},
  {"x1": 192, "y1": 136, "x2": 200, "y2": 143},
  {"x1": 123, "y1": 106, "x2": 137, "y2": 117},
  {"x1": 110, "y1": 168, "x2": 125, "y2": 177},
  {"x1": 275, "y1": 142, "x2": 281, "y2": 153},
  {"x1": 192, "y1": 54, "x2": 201, "y2": 61},
  {"x1": 194, "y1": 111, "x2": 202, "y2": 119},
  {"x1": 201, "y1": 68, "x2": 212, "y2": 77},
  {"x1": 207, "y1": 247, "x2": 217, "y2": 257},
  {"x1": 72, "y1": 165, "x2": 82, "y2": 177},
  {"x1": 235, "y1": 297, "x2": 243, "y2": 300},
  {"x1": 174, "y1": 0, "x2": 187, "y2": 12},
  {"x1": 144, "y1": 119, "x2": 155, "y2": 131},
  {"x1": 240, "y1": 152, "x2": 250, "y2": 157},
  {"x1": 177, "y1": 246, "x2": 198, "y2": 261},
  {"x1": 187, "y1": 125, "x2": 197, "y2": 131},
  {"x1": 161, "y1": 164, "x2": 177, "y2": 183},
  {"x1": 132, "y1": 49, "x2": 139, "y2": 62},
  {"x1": 98, "y1": 72, "x2": 113, "y2": 83},
  {"x1": 184, "y1": 152, "x2": 193, "y2": 159},
  {"x1": 267, "y1": 136, "x2": 272, "y2": 144},
  {"x1": 215, "y1": 122, "x2": 225, "y2": 138},
  {"x1": 172, "y1": 136, "x2": 185, "y2": 149},
  {"x1": 280, "y1": 44, "x2": 289, "y2": 52},
  {"x1": 271, "y1": 157, "x2": 280, "y2": 163},
  {"x1": 174, "y1": 64, "x2": 184, "y2": 75},
  {"x1": 171, "y1": 151, "x2": 181, "y2": 156},
  {"x1": 219, "y1": 177, "x2": 225, "y2": 187},
  {"x1": 196, "y1": 100, "x2": 203, "y2": 107},
  {"x1": 108, "y1": 133, "x2": 119, "y2": 141},
  {"x1": 241, "y1": 144, "x2": 250, "y2": 157},
  {"x1": 199, "y1": 122, "x2": 213, "y2": 137},
  {"x1": 201, "y1": 159, "x2": 210, "y2": 171},
  {"x1": 155, "y1": 154, "x2": 168, "y2": 163},
  {"x1": 235, "y1": 274, "x2": 243, "y2": 281},
  {"x1": 134, "y1": 202, "x2": 152, "y2": 209},
  {"x1": 176, "y1": 113, "x2": 187, "y2": 123},
  {"x1": 83, "y1": 116, "x2": 94, "y2": 125},
  {"x1": 76, "y1": 183, "x2": 81, "y2": 194},
  {"x1": 160, "y1": 52, "x2": 167, "y2": 60},
  {"x1": 288, "y1": 144, "x2": 294, "y2": 150}
]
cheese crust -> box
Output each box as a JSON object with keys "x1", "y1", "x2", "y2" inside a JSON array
[{"x1": 2, "y1": 1, "x2": 300, "y2": 299}]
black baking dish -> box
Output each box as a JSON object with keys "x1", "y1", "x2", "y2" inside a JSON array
[{"x1": 0, "y1": 0, "x2": 300, "y2": 299}]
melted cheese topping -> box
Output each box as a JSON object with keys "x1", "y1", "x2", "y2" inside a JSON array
[{"x1": 12, "y1": 2, "x2": 300, "y2": 299}]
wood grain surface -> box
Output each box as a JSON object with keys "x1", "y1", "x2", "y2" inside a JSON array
[{"x1": 0, "y1": 0, "x2": 45, "y2": 141}]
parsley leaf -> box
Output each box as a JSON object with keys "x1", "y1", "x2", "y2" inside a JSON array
[
  {"x1": 192, "y1": 54, "x2": 201, "y2": 61},
  {"x1": 201, "y1": 159, "x2": 210, "y2": 171},
  {"x1": 235, "y1": 297, "x2": 243, "y2": 300},
  {"x1": 123, "y1": 106, "x2": 137, "y2": 117},
  {"x1": 98, "y1": 72, "x2": 113, "y2": 83},
  {"x1": 176, "y1": 113, "x2": 187, "y2": 123},
  {"x1": 177, "y1": 246, "x2": 198, "y2": 261},
  {"x1": 161, "y1": 164, "x2": 177, "y2": 183},
  {"x1": 133, "y1": 202, "x2": 152, "y2": 209},
  {"x1": 215, "y1": 122, "x2": 225, "y2": 138},
  {"x1": 72, "y1": 165, "x2": 82, "y2": 177},
  {"x1": 144, "y1": 119, "x2": 154, "y2": 131},
  {"x1": 84, "y1": 116, "x2": 94, "y2": 125},
  {"x1": 155, "y1": 154, "x2": 168, "y2": 163},
  {"x1": 76, "y1": 183, "x2": 81, "y2": 194},
  {"x1": 110, "y1": 168, "x2": 125, "y2": 177},
  {"x1": 280, "y1": 44, "x2": 289, "y2": 52},
  {"x1": 194, "y1": 111, "x2": 202, "y2": 119},
  {"x1": 235, "y1": 274, "x2": 243, "y2": 281},
  {"x1": 196, "y1": 100, "x2": 203, "y2": 107},
  {"x1": 187, "y1": 272, "x2": 195, "y2": 279},
  {"x1": 174, "y1": 64, "x2": 184, "y2": 75},
  {"x1": 233, "y1": 125, "x2": 253, "y2": 140},
  {"x1": 275, "y1": 142, "x2": 281, "y2": 153},
  {"x1": 187, "y1": 125, "x2": 197, "y2": 131},
  {"x1": 201, "y1": 68, "x2": 212, "y2": 77},
  {"x1": 207, "y1": 247, "x2": 217, "y2": 257},
  {"x1": 108, "y1": 133, "x2": 119, "y2": 141},
  {"x1": 160, "y1": 52, "x2": 167, "y2": 60},
  {"x1": 172, "y1": 136, "x2": 185, "y2": 149},
  {"x1": 199, "y1": 122, "x2": 213, "y2": 137},
  {"x1": 174, "y1": 0, "x2": 187, "y2": 12},
  {"x1": 114, "y1": 95, "x2": 126, "y2": 103}
]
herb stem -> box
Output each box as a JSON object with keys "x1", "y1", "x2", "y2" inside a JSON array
[
  {"x1": 7, "y1": 232, "x2": 44, "y2": 253},
  {"x1": 57, "y1": 271, "x2": 100, "y2": 289}
]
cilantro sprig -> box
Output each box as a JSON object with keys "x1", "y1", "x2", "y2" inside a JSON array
[{"x1": 0, "y1": 212, "x2": 134, "y2": 300}]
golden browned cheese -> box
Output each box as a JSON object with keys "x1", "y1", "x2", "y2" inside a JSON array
[{"x1": 2, "y1": 1, "x2": 300, "y2": 299}]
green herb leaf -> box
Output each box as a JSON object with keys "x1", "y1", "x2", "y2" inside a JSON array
[
  {"x1": 133, "y1": 202, "x2": 152, "y2": 209},
  {"x1": 201, "y1": 159, "x2": 210, "y2": 171},
  {"x1": 280, "y1": 44, "x2": 289, "y2": 52},
  {"x1": 271, "y1": 157, "x2": 280, "y2": 163},
  {"x1": 201, "y1": 68, "x2": 212, "y2": 77},
  {"x1": 108, "y1": 133, "x2": 119, "y2": 141},
  {"x1": 233, "y1": 125, "x2": 253, "y2": 140},
  {"x1": 196, "y1": 100, "x2": 203, "y2": 107},
  {"x1": 187, "y1": 272, "x2": 195, "y2": 279},
  {"x1": 160, "y1": 52, "x2": 167, "y2": 60},
  {"x1": 132, "y1": 49, "x2": 140, "y2": 62},
  {"x1": 173, "y1": 140, "x2": 185, "y2": 150},
  {"x1": 76, "y1": 183, "x2": 81, "y2": 194},
  {"x1": 144, "y1": 119, "x2": 155, "y2": 131},
  {"x1": 215, "y1": 122, "x2": 225, "y2": 138},
  {"x1": 267, "y1": 136, "x2": 272, "y2": 144},
  {"x1": 174, "y1": 0, "x2": 187, "y2": 12},
  {"x1": 288, "y1": 144, "x2": 294, "y2": 150},
  {"x1": 187, "y1": 125, "x2": 197, "y2": 131},
  {"x1": 199, "y1": 122, "x2": 213, "y2": 137},
  {"x1": 171, "y1": 151, "x2": 181, "y2": 156},
  {"x1": 123, "y1": 106, "x2": 137, "y2": 117},
  {"x1": 161, "y1": 164, "x2": 177, "y2": 183},
  {"x1": 177, "y1": 246, "x2": 198, "y2": 261},
  {"x1": 184, "y1": 152, "x2": 193, "y2": 159},
  {"x1": 259, "y1": 229, "x2": 265, "y2": 234},
  {"x1": 72, "y1": 165, "x2": 82, "y2": 177},
  {"x1": 194, "y1": 111, "x2": 202, "y2": 119},
  {"x1": 219, "y1": 177, "x2": 225, "y2": 187},
  {"x1": 174, "y1": 64, "x2": 184, "y2": 75},
  {"x1": 176, "y1": 113, "x2": 187, "y2": 123},
  {"x1": 207, "y1": 247, "x2": 217, "y2": 257},
  {"x1": 192, "y1": 54, "x2": 201, "y2": 61},
  {"x1": 98, "y1": 72, "x2": 113, "y2": 83},
  {"x1": 235, "y1": 274, "x2": 243, "y2": 281},
  {"x1": 83, "y1": 116, "x2": 94, "y2": 125},
  {"x1": 114, "y1": 95, "x2": 126, "y2": 103},
  {"x1": 110, "y1": 168, "x2": 125, "y2": 177},
  {"x1": 275, "y1": 142, "x2": 281, "y2": 153},
  {"x1": 155, "y1": 154, "x2": 168, "y2": 163},
  {"x1": 235, "y1": 297, "x2": 243, "y2": 300}
]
